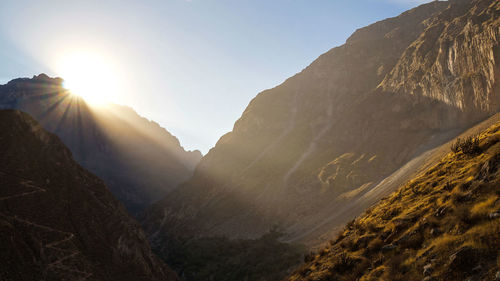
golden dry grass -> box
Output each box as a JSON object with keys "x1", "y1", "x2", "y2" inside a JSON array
[{"x1": 287, "y1": 122, "x2": 500, "y2": 281}]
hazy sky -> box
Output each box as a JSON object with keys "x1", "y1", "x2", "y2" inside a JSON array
[{"x1": 0, "y1": 0, "x2": 433, "y2": 153}]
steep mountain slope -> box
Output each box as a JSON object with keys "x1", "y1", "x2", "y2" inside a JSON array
[
  {"x1": 0, "y1": 109, "x2": 179, "y2": 281},
  {"x1": 296, "y1": 112, "x2": 500, "y2": 246},
  {"x1": 286, "y1": 119, "x2": 500, "y2": 281},
  {"x1": 0, "y1": 74, "x2": 202, "y2": 213},
  {"x1": 143, "y1": 0, "x2": 500, "y2": 246}
]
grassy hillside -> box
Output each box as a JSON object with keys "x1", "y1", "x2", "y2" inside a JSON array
[{"x1": 287, "y1": 122, "x2": 500, "y2": 281}]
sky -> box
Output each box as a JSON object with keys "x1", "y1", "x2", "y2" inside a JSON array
[{"x1": 0, "y1": 0, "x2": 433, "y2": 154}]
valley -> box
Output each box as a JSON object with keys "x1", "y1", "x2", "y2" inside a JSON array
[{"x1": 0, "y1": 0, "x2": 499, "y2": 280}]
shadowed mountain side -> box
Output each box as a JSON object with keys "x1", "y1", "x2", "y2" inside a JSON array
[
  {"x1": 0, "y1": 74, "x2": 202, "y2": 213},
  {"x1": 291, "y1": 113, "x2": 500, "y2": 246},
  {"x1": 143, "y1": 0, "x2": 500, "y2": 247},
  {"x1": 286, "y1": 116, "x2": 500, "y2": 281},
  {"x1": 0, "y1": 110, "x2": 179, "y2": 281}
]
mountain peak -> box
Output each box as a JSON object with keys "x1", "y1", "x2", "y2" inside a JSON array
[
  {"x1": 0, "y1": 74, "x2": 201, "y2": 213},
  {"x1": 143, "y1": 0, "x2": 500, "y2": 249}
]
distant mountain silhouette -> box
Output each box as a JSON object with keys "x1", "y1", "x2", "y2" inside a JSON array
[
  {"x1": 143, "y1": 0, "x2": 500, "y2": 251},
  {"x1": 0, "y1": 74, "x2": 202, "y2": 213},
  {"x1": 0, "y1": 109, "x2": 179, "y2": 281}
]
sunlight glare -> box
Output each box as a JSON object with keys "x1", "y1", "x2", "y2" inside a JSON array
[{"x1": 57, "y1": 52, "x2": 120, "y2": 105}]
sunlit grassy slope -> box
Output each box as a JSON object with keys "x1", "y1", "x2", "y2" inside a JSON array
[{"x1": 287, "y1": 122, "x2": 500, "y2": 281}]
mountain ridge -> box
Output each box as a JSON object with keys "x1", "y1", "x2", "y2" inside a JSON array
[
  {"x1": 0, "y1": 74, "x2": 202, "y2": 212},
  {"x1": 0, "y1": 109, "x2": 179, "y2": 281},
  {"x1": 143, "y1": 0, "x2": 500, "y2": 249}
]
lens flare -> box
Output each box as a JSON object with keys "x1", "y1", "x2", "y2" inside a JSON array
[{"x1": 56, "y1": 52, "x2": 119, "y2": 105}]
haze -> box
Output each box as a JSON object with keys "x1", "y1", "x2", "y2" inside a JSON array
[{"x1": 0, "y1": 0, "x2": 433, "y2": 153}]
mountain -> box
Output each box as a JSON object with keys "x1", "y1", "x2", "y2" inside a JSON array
[
  {"x1": 0, "y1": 109, "x2": 179, "y2": 281},
  {"x1": 142, "y1": 0, "x2": 500, "y2": 248},
  {"x1": 0, "y1": 74, "x2": 202, "y2": 213},
  {"x1": 286, "y1": 119, "x2": 500, "y2": 281}
]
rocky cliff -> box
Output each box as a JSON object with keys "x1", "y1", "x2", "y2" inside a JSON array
[
  {"x1": 0, "y1": 109, "x2": 179, "y2": 281},
  {"x1": 143, "y1": 0, "x2": 500, "y2": 247},
  {"x1": 0, "y1": 74, "x2": 202, "y2": 213}
]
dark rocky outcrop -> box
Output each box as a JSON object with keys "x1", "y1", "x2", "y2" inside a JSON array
[
  {"x1": 0, "y1": 109, "x2": 179, "y2": 281},
  {"x1": 0, "y1": 75, "x2": 202, "y2": 213}
]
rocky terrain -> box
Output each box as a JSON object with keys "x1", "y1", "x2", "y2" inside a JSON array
[
  {"x1": 0, "y1": 74, "x2": 202, "y2": 213},
  {"x1": 2, "y1": 1, "x2": 498, "y2": 280},
  {"x1": 143, "y1": 0, "x2": 500, "y2": 252},
  {"x1": 0, "y1": 109, "x2": 179, "y2": 281},
  {"x1": 286, "y1": 117, "x2": 500, "y2": 281}
]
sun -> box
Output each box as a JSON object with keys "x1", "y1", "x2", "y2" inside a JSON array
[{"x1": 56, "y1": 52, "x2": 120, "y2": 105}]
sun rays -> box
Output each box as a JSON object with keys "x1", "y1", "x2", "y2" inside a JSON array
[{"x1": 55, "y1": 51, "x2": 120, "y2": 106}]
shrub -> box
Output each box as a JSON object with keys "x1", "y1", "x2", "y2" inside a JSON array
[
  {"x1": 443, "y1": 181, "x2": 453, "y2": 191},
  {"x1": 346, "y1": 219, "x2": 356, "y2": 230},
  {"x1": 451, "y1": 136, "x2": 481, "y2": 155},
  {"x1": 340, "y1": 237, "x2": 357, "y2": 251},
  {"x1": 366, "y1": 237, "x2": 383, "y2": 254},
  {"x1": 331, "y1": 252, "x2": 359, "y2": 274}
]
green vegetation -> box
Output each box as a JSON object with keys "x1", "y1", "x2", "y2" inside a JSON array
[
  {"x1": 155, "y1": 229, "x2": 305, "y2": 281},
  {"x1": 287, "y1": 123, "x2": 500, "y2": 281}
]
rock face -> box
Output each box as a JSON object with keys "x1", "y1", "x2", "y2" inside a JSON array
[
  {"x1": 0, "y1": 75, "x2": 202, "y2": 213},
  {"x1": 0, "y1": 110, "x2": 179, "y2": 281},
  {"x1": 143, "y1": 0, "x2": 500, "y2": 246},
  {"x1": 285, "y1": 118, "x2": 500, "y2": 281},
  {"x1": 380, "y1": 0, "x2": 500, "y2": 113}
]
